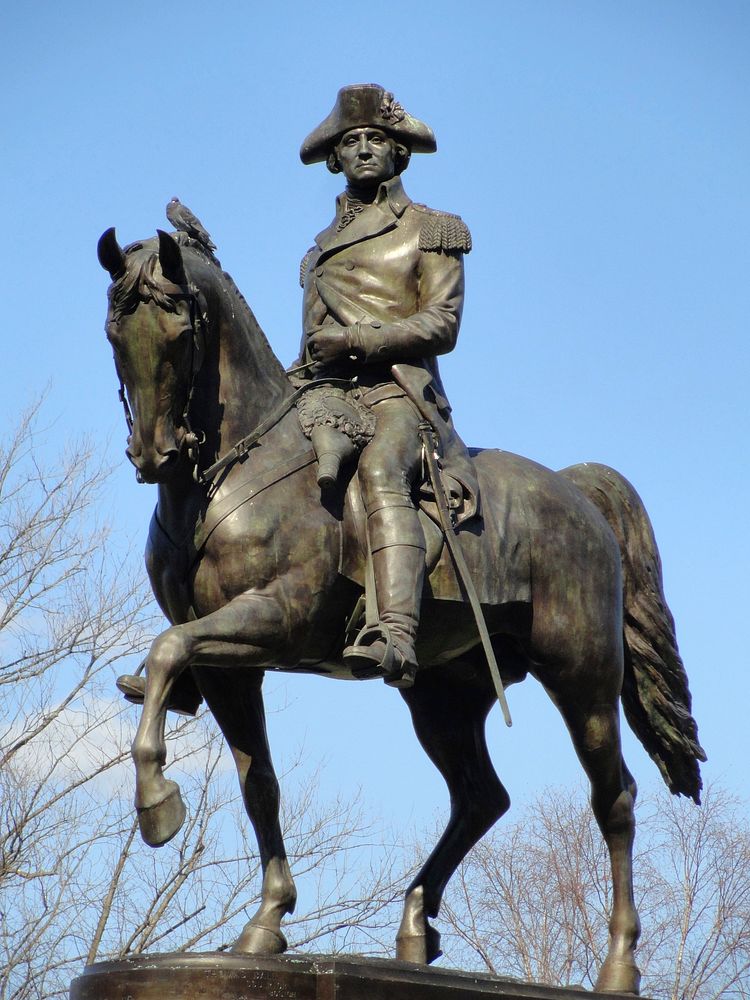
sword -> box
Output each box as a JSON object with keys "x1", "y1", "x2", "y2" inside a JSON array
[{"x1": 418, "y1": 423, "x2": 512, "y2": 727}]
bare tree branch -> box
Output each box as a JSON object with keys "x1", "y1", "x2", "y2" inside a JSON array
[
  {"x1": 437, "y1": 784, "x2": 750, "y2": 999},
  {"x1": 0, "y1": 399, "x2": 412, "y2": 999}
]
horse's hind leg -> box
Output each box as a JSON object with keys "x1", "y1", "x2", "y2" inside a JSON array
[
  {"x1": 197, "y1": 667, "x2": 297, "y2": 955},
  {"x1": 398, "y1": 666, "x2": 507, "y2": 964},
  {"x1": 541, "y1": 660, "x2": 641, "y2": 994}
]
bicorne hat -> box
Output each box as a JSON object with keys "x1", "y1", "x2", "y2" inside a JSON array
[{"x1": 300, "y1": 84, "x2": 437, "y2": 165}]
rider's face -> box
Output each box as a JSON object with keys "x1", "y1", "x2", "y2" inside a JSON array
[{"x1": 334, "y1": 128, "x2": 397, "y2": 187}]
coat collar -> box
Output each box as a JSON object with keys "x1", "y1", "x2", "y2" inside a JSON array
[
  {"x1": 376, "y1": 175, "x2": 412, "y2": 218},
  {"x1": 315, "y1": 176, "x2": 412, "y2": 257}
]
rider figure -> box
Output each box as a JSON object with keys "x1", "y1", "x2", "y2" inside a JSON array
[{"x1": 297, "y1": 84, "x2": 477, "y2": 689}]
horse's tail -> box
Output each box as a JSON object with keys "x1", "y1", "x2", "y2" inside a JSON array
[{"x1": 559, "y1": 462, "x2": 706, "y2": 803}]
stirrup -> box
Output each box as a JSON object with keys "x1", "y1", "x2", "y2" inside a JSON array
[
  {"x1": 343, "y1": 625, "x2": 416, "y2": 689},
  {"x1": 343, "y1": 624, "x2": 396, "y2": 679}
]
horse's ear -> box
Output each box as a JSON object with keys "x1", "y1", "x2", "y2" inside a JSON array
[
  {"x1": 157, "y1": 229, "x2": 187, "y2": 286},
  {"x1": 98, "y1": 227, "x2": 126, "y2": 279}
]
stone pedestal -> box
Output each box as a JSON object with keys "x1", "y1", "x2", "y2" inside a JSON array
[{"x1": 70, "y1": 952, "x2": 635, "y2": 1000}]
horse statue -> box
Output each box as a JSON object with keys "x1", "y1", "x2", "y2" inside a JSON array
[{"x1": 97, "y1": 224, "x2": 704, "y2": 995}]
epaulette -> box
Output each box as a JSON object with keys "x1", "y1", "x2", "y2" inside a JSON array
[
  {"x1": 299, "y1": 246, "x2": 316, "y2": 287},
  {"x1": 414, "y1": 205, "x2": 472, "y2": 254}
]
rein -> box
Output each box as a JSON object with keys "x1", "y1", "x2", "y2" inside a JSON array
[
  {"x1": 198, "y1": 377, "x2": 353, "y2": 484},
  {"x1": 114, "y1": 273, "x2": 354, "y2": 486}
]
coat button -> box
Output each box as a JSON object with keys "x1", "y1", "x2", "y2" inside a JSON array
[
  {"x1": 316, "y1": 267, "x2": 324, "y2": 276},
  {"x1": 345, "y1": 261, "x2": 355, "y2": 271},
  {"x1": 370, "y1": 320, "x2": 381, "y2": 329}
]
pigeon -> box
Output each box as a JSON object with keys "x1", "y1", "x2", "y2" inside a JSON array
[{"x1": 166, "y1": 197, "x2": 217, "y2": 251}]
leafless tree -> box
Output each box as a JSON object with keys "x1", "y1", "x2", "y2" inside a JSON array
[
  {"x1": 639, "y1": 787, "x2": 750, "y2": 1000},
  {"x1": 438, "y1": 784, "x2": 750, "y2": 999},
  {"x1": 0, "y1": 401, "x2": 410, "y2": 1000},
  {"x1": 0, "y1": 398, "x2": 155, "y2": 999}
]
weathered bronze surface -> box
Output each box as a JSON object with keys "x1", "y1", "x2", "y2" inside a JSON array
[
  {"x1": 96, "y1": 84, "x2": 705, "y2": 995},
  {"x1": 70, "y1": 952, "x2": 640, "y2": 1000}
]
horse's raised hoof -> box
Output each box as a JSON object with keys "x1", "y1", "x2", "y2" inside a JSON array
[
  {"x1": 395, "y1": 923, "x2": 442, "y2": 964},
  {"x1": 595, "y1": 957, "x2": 641, "y2": 995},
  {"x1": 230, "y1": 922, "x2": 288, "y2": 956},
  {"x1": 136, "y1": 781, "x2": 186, "y2": 847}
]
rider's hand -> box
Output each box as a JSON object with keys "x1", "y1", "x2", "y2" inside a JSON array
[{"x1": 307, "y1": 327, "x2": 352, "y2": 365}]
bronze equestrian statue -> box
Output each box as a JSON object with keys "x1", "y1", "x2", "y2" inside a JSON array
[{"x1": 97, "y1": 84, "x2": 704, "y2": 995}]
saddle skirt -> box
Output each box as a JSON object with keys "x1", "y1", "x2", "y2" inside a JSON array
[{"x1": 341, "y1": 447, "x2": 531, "y2": 607}]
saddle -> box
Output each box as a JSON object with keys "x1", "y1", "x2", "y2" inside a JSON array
[
  {"x1": 191, "y1": 435, "x2": 527, "y2": 610},
  {"x1": 339, "y1": 450, "x2": 528, "y2": 610}
]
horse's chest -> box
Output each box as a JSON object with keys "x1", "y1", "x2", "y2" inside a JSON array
[{"x1": 193, "y1": 500, "x2": 339, "y2": 616}]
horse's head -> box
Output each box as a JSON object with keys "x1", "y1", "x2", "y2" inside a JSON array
[{"x1": 98, "y1": 228, "x2": 208, "y2": 484}]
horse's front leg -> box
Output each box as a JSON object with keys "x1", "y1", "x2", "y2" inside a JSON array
[
  {"x1": 197, "y1": 666, "x2": 297, "y2": 956},
  {"x1": 131, "y1": 627, "x2": 191, "y2": 846},
  {"x1": 131, "y1": 593, "x2": 287, "y2": 848}
]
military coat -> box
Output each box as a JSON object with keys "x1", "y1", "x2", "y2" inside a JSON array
[{"x1": 299, "y1": 175, "x2": 478, "y2": 521}]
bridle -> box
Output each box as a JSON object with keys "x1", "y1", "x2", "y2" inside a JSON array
[
  {"x1": 178, "y1": 285, "x2": 208, "y2": 479},
  {"x1": 116, "y1": 279, "x2": 208, "y2": 484},
  {"x1": 116, "y1": 277, "x2": 353, "y2": 487}
]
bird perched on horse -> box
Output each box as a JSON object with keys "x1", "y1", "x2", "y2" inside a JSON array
[{"x1": 166, "y1": 196, "x2": 217, "y2": 251}]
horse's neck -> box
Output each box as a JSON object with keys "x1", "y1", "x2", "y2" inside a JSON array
[
  {"x1": 155, "y1": 264, "x2": 305, "y2": 546},
  {"x1": 215, "y1": 295, "x2": 292, "y2": 448}
]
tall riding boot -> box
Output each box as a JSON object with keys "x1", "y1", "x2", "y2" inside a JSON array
[{"x1": 344, "y1": 504, "x2": 425, "y2": 688}]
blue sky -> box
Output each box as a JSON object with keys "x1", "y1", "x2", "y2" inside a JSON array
[{"x1": 3, "y1": 1, "x2": 748, "y2": 834}]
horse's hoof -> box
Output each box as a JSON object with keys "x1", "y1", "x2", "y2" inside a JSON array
[
  {"x1": 595, "y1": 957, "x2": 641, "y2": 995},
  {"x1": 137, "y1": 781, "x2": 186, "y2": 847},
  {"x1": 395, "y1": 924, "x2": 442, "y2": 965},
  {"x1": 230, "y1": 922, "x2": 288, "y2": 956}
]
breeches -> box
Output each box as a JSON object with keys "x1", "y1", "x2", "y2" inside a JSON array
[{"x1": 357, "y1": 395, "x2": 423, "y2": 520}]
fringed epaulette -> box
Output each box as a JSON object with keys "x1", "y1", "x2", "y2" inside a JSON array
[
  {"x1": 299, "y1": 246, "x2": 316, "y2": 287},
  {"x1": 414, "y1": 205, "x2": 472, "y2": 254}
]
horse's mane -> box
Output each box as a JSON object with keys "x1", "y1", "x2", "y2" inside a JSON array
[
  {"x1": 110, "y1": 240, "x2": 178, "y2": 321},
  {"x1": 213, "y1": 259, "x2": 289, "y2": 383},
  {"x1": 109, "y1": 235, "x2": 289, "y2": 382}
]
